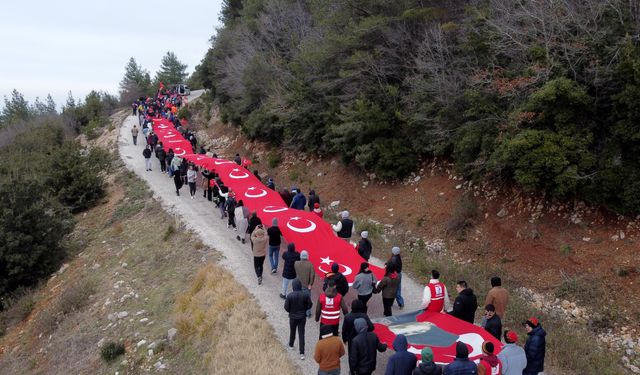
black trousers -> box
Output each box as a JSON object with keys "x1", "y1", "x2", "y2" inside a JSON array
[
  {"x1": 383, "y1": 297, "x2": 394, "y2": 317},
  {"x1": 358, "y1": 293, "x2": 373, "y2": 314},
  {"x1": 160, "y1": 160, "x2": 166, "y2": 172},
  {"x1": 188, "y1": 182, "x2": 196, "y2": 196},
  {"x1": 289, "y1": 318, "x2": 306, "y2": 354},
  {"x1": 253, "y1": 256, "x2": 265, "y2": 278},
  {"x1": 228, "y1": 211, "x2": 236, "y2": 228}
]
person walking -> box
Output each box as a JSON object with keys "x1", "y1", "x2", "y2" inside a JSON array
[
  {"x1": 284, "y1": 278, "x2": 312, "y2": 360},
  {"x1": 481, "y1": 304, "x2": 502, "y2": 340},
  {"x1": 173, "y1": 167, "x2": 184, "y2": 196},
  {"x1": 294, "y1": 250, "x2": 315, "y2": 317},
  {"x1": 234, "y1": 153, "x2": 242, "y2": 165},
  {"x1": 251, "y1": 224, "x2": 268, "y2": 284},
  {"x1": 266, "y1": 177, "x2": 276, "y2": 190},
  {"x1": 323, "y1": 263, "x2": 349, "y2": 297},
  {"x1": 308, "y1": 189, "x2": 320, "y2": 211},
  {"x1": 352, "y1": 262, "x2": 377, "y2": 313},
  {"x1": 450, "y1": 281, "x2": 478, "y2": 324},
  {"x1": 412, "y1": 347, "x2": 443, "y2": 375},
  {"x1": 186, "y1": 165, "x2": 197, "y2": 199},
  {"x1": 477, "y1": 341, "x2": 502, "y2": 375},
  {"x1": 234, "y1": 200, "x2": 250, "y2": 243},
  {"x1": 356, "y1": 231, "x2": 372, "y2": 261},
  {"x1": 333, "y1": 211, "x2": 355, "y2": 241},
  {"x1": 444, "y1": 342, "x2": 477, "y2": 375},
  {"x1": 484, "y1": 276, "x2": 508, "y2": 319},
  {"x1": 523, "y1": 318, "x2": 546, "y2": 375},
  {"x1": 348, "y1": 318, "x2": 387, "y2": 375},
  {"x1": 498, "y1": 330, "x2": 527, "y2": 375},
  {"x1": 387, "y1": 246, "x2": 404, "y2": 309},
  {"x1": 422, "y1": 270, "x2": 450, "y2": 313},
  {"x1": 312, "y1": 203, "x2": 324, "y2": 218},
  {"x1": 225, "y1": 191, "x2": 237, "y2": 229},
  {"x1": 267, "y1": 218, "x2": 284, "y2": 273},
  {"x1": 342, "y1": 299, "x2": 374, "y2": 348},
  {"x1": 281, "y1": 243, "x2": 300, "y2": 298},
  {"x1": 374, "y1": 263, "x2": 400, "y2": 317},
  {"x1": 142, "y1": 145, "x2": 152, "y2": 171},
  {"x1": 315, "y1": 324, "x2": 346, "y2": 375},
  {"x1": 247, "y1": 211, "x2": 262, "y2": 238},
  {"x1": 290, "y1": 188, "x2": 307, "y2": 210},
  {"x1": 158, "y1": 147, "x2": 167, "y2": 173},
  {"x1": 384, "y1": 334, "x2": 417, "y2": 375},
  {"x1": 131, "y1": 124, "x2": 139, "y2": 145},
  {"x1": 315, "y1": 279, "x2": 348, "y2": 337}
]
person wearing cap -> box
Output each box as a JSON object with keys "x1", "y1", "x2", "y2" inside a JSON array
[
  {"x1": 323, "y1": 263, "x2": 350, "y2": 297},
  {"x1": 498, "y1": 330, "x2": 527, "y2": 375},
  {"x1": 267, "y1": 218, "x2": 284, "y2": 272},
  {"x1": 412, "y1": 347, "x2": 443, "y2": 375},
  {"x1": 422, "y1": 270, "x2": 451, "y2": 313},
  {"x1": 313, "y1": 202, "x2": 324, "y2": 218},
  {"x1": 481, "y1": 304, "x2": 502, "y2": 340},
  {"x1": 348, "y1": 318, "x2": 387, "y2": 375},
  {"x1": 342, "y1": 299, "x2": 374, "y2": 347},
  {"x1": 315, "y1": 279, "x2": 349, "y2": 337},
  {"x1": 523, "y1": 318, "x2": 546, "y2": 375},
  {"x1": 356, "y1": 231, "x2": 372, "y2": 261},
  {"x1": 352, "y1": 262, "x2": 377, "y2": 313},
  {"x1": 333, "y1": 210, "x2": 355, "y2": 240},
  {"x1": 384, "y1": 334, "x2": 417, "y2": 375},
  {"x1": 477, "y1": 341, "x2": 502, "y2": 375},
  {"x1": 284, "y1": 278, "x2": 313, "y2": 360},
  {"x1": 443, "y1": 342, "x2": 477, "y2": 375},
  {"x1": 387, "y1": 246, "x2": 404, "y2": 309},
  {"x1": 315, "y1": 324, "x2": 346, "y2": 375},
  {"x1": 295, "y1": 250, "x2": 316, "y2": 317},
  {"x1": 484, "y1": 276, "x2": 509, "y2": 319}
]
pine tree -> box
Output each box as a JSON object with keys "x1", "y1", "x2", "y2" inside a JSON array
[
  {"x1": 154, "y1": 52, "x2": 188, "y2": 88},
  {"x1": 119, "y1": 57, "x2": 152, "y2": 103},
  {"x1": 2, "y1": 89, "x2": 31, "y2": 125}
]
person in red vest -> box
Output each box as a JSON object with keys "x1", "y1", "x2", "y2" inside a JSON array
[
  {"x1": 478, "y1": 341, "x2": 503, "y2": 375},
  {"x1": 315, "y1": 279, "x2": 348, "y2": 338},
  {"x1": 422, "y1": 270, "x2": 451, "y2": 312}
]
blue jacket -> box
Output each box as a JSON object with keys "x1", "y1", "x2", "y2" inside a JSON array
[
  {"x1": 385, "y1": 335, "x2": 417, "y2": 375},
  {"x1": 498, "y1": 343, "x2": 527, "y2": 375},
  {"x1": 524, "y1": 326, "x2": 546, "y2": 375},
  {"x1": 444, "y1": 358, "x2": 477, "y2": 375},
  {"x1": 290, "y1": 192, "x2": 307, "y2": 210}
]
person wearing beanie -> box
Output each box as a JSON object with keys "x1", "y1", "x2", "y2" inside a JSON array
[
  {"x1": 477, "y1": 341, "x2": 502, "y2": 375},
  {"x1": 523, "y1": 318, "x2": 546, "y2": 375},
  {"x1": 356, "y1": 231, "x2": 372, "y2": 261},
  {"x1": 284, "y1": 278, "x2": 313, "y2": 360},
  {"x1": 315, "y1": 279, "x2": 349, "y2": 337},
  {"x1": 315, "y1": 324, "x2": 345, "y2": 375},
  {"x1": 498, "y1": 330, "x2": 527, "y2": 375},
  {"x1": 313, "y1": 202, "x2": 324, "y2": 218},
  {"x1": 443, "y1": 342, "x2": 477, "y2": 375},
  {"x1": 384, "y1": 334, "x2": 417, "y2": 375},
  {"x1": 333, "y1": 210, "x2": 355, "y2": 240},
  {"x1": 481, "y1": 304, "x2": 502, "y2": 340},
  {"x1": 267, "y1": 217, "x2": 284, "y2": 273},
  {"x1": 294, "y1": 250, "x2": 316, "y2": 317},
  {"x1": 422, "y1": 269, "x2": 451, "y2": 313},
  {"x1": 412, "y1": 347, "x2": 443, "y2": 375},
  {"x1": 266, "y1": 177, "x2": 275, "y2": 190},
  {"x1": 348, "y1": 318, "x2": 387, "y2": 375},
  {"x1": 387, "y1": 246, "x2": 405, "y2": 309},
  {"x1": 484, "y1": 276, "x2": 509, "y2": 319},
  {"x1": 281, "y1": 243, "x2": 300, "y2": 298},
  {"x1": 374, "y1": 263, "x2": 400, "y2": 316},
  {"x1": 342, "y1": 299, "x2": 375, "y2": 347},
  {"x1": 308, "y1": 189, "x2": 321, "y2": 211},
  {"x1": 449, "y1": 281, "x2": 478, "y2": 324},
  {"x1": 352, "y1": 262, "x2": 377, "y2": 313},
  {"x1": 323, "y1": 262, "x2": 350, "y2": 297}
]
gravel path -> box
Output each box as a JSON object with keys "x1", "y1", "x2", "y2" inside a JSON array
[{"x1": 118, "y1": 96, "x2": 426, "y2": 374}]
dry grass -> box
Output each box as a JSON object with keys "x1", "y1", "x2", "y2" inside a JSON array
[{"x1": 175, "y1": 265, "x2": 297, "y2": 375}]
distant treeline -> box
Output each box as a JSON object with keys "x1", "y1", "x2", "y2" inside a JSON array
[{"x1": 193, "y1": 0, "x2": 640, "y2": 215}]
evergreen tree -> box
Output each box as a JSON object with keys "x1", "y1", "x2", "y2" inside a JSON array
[
  {"x1": 119, "y1": 57, "x2": 152, "y2": 103},
  {"x1": 2, "y1": 89, "x2": 31, "y2": 125},
  {"x1": 154, "y1": 51, "x2": 188, "y2": 88}
]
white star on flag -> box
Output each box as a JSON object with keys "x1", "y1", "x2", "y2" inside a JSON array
[
  {"x1": 320, "y1": 256, "x2": 332, "y2": 265},
  {"x1": 291, "y1": 216, "x2": 301, "y2": 220}
]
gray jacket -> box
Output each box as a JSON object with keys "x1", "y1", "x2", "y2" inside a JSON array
[
  {"x1": 497, "y1": 343, "x2": 527, "y2": 375},
  {"x1": 353, "y1": 271, "x2": 377, "y2": 296}
]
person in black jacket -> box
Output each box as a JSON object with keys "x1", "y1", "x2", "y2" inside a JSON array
[
  {"x1": 523, "y1": 317, "x2": 546, "y2": 375},
  {"x1": 387, "y1": 247, "x2": 404, "y2": 309},
  {"x1": 284, "y1": 278, "x2": 312, "y2": 360},
  {"x1": 449, "y1": 280, "x2": 478, "y2": 324},
  {"x1": 323, "y1": 263, "x2": 349, "y2": 297},
  {"x1": 142, "y1": 146, "x2": 152, "y2": 171},
  {"x1": 348, "y1": 318, "x2": 387, "y2": 375},
  {"x1": 356, "y1": 231, "x2": 372, "y2": 261},
  {"x1": 281, "y1": 243, "x2": 300, "y2": 298},
  {"x1": 482, "y1": 304, "x2": 502, "y2": 340},
  {"x1": 412, "y1": 347, "x2": 442, "y2": 375},
  {"x1": 307, "y1": 189, "x2": 320, "y2": 211},
  {"x1": 342, "y1": 299, "x2": 374, "y2": 347}
]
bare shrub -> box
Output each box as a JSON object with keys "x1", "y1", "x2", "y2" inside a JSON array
[{"x1": 445, "y1": 195, "x2": 478, "y2": 238}]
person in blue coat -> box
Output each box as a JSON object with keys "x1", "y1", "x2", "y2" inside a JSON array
[
  {"x1": 385, "y1": 334, "x2": 417, "y2": 375},
  {"x1": 523, "y1": 318, "x2": 546, "y2": 375},
  {"x1": 444, "y1": 342, "x2": 477, "y2": 375},
  {"x1": 290, "y1": 188, "x2": 307, "y2": 210}
]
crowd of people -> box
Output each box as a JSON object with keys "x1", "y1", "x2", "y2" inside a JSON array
[{"x1": 131, "y1": 95, "x2": 548, "y2": 375}]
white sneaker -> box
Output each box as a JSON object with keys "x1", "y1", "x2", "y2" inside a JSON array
[{"x1": 300, "y1": 355, "x2": 305, "y2": 360}]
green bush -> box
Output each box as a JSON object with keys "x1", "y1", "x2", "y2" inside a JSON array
[
  {"x1": 100, "y1": 341, "x2": 125, "y2": 362},
  {"x1": 445, "y1": 195, "x2": 478, "y2": 239},
  {"x1": 177, "y1": 106, "x2": 191, "y2": 120},
  {"x1": 266, "y1": 151, "x2": 282, "y2": 169}
]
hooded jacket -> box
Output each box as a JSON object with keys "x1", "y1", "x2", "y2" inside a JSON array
[
  {"x1": 282, "y1": 243, "x2": 300, "y2": 279},
  {"x1": 450, "y1": 288, "x2": 478, "y2": 324},
  {"x1": 323, "y1": 269, "x2": 349, "y2": 296},
  {"x1": 294, "y1": 258, "x2": 315, "y2": 288},
  {"x1": 384, "y1": 334, "x2": 418, "y2": 375},
  {"x1": 375, "y1": 272, "x2": 400, "y2": 299},
  {"x1": 342, "y1": 300, "x2": 374, "y2": 345},
  {"x1": 497, "y1": 343, "x2": 527, "y2": 375},
  {"x1": 290, "y1": 191, "x2": 307, "y2": 210},
  {"x1": 348, "y1": 318, "x2": 387, "y2": 374},
  {"x1": 478, "y1": 354, "x2": 502, "y2": 375},
  {"x1": 444, "y1": 342, "x2": 477, "y2": 375},
  {"x1": 315, "y1": 283, "x2": 348, "y2": 323},
  {"x1": 413, "y1": 361, "x2": 443, "y2": 375},
  {"x1": 250, "y1": 226, "x2": 268, "y2": 257},
  {"x1": 284, "y1": 279, "x2": 313, "y2": 320},
  {"x1": 524, "y1": 325, "x2": 546, "y2": 375}
]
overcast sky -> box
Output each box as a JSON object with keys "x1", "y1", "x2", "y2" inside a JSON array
[{"x1": 0, "y1": 0, "x2": 223, "y2": 109}]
